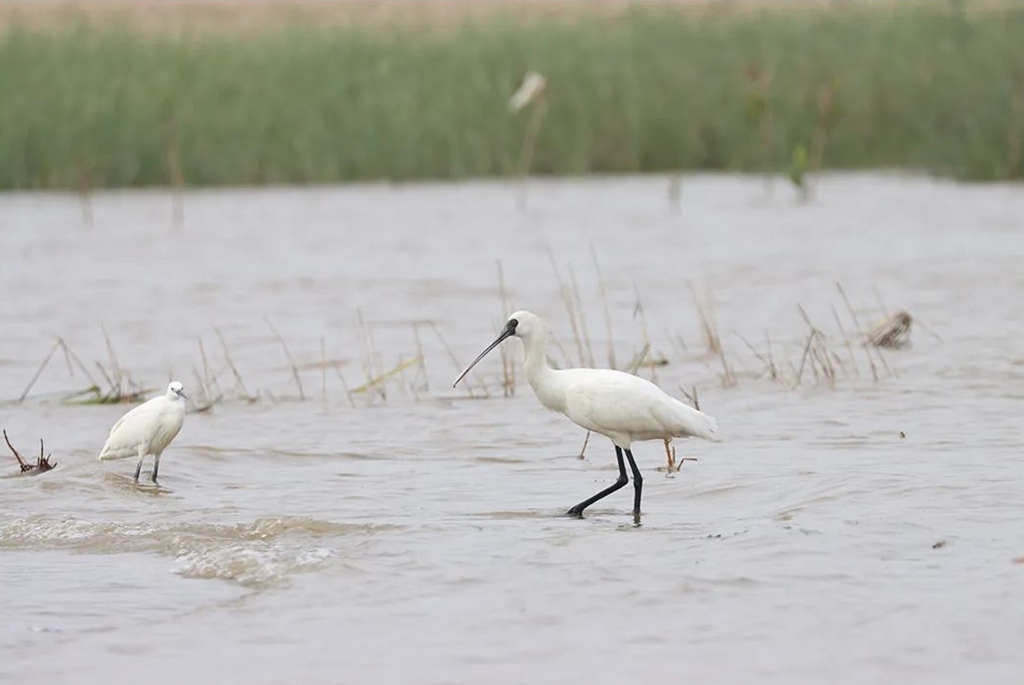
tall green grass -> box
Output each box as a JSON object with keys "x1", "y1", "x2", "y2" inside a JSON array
[{"x1": 1, "y1": 4, "x2": 1022, "y2": 189}]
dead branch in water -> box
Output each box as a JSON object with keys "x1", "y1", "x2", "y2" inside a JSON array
[{"x1": 4, "y1": 430, "x2": 57, "y2": 474}]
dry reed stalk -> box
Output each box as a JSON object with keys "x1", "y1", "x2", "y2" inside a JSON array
[
  {"x1": 100, "y1": 325, "x2": 123, "y2": 388},
  {"x1": 590, "y1": 245, "x2": 617, "y2": 370},
  {"x1": 333, "y1": 367, "x2": 357, "y2": 409},
  {"x1": 734, "y1": 330, "x2": 780, "y2": 383},
  {"x1": 57, "y1": 337, "x2": 99, "y2": 388},
  {"x1": 626, "y1": 343, "x2": 650, "y2": 375},
  {"x1": 350, "y1": 356, "x2": 423, "y2": 394},
  {"x1": 320, "y1": 335, "x2": 327, "y2": 401},
  {"x1": 214, "y1": 327, "x2": 252, "y2": 400},
  {"x1": 547, "y1": 249, "x2": 586, "y2": 366},
  {"x1": 632, "y1": 284, "x2": 658, "y2": 383},
  {"x1": 831, "y1": 304, "x2": 860, "y2": 379},
  {"x1": 355, "y1": 308, "x2": 383, "y2": 400},
  {"x1": 189, "y1": 364, "x2": 219, "y2": 412},
  {"x1": 197, "y1": 338, "x2": 211, "y2": 387},
  {"x1": 568, "y1": 264, "x2": 596, "y2": 367},
  {"x1": 836, "y1": 282, "x2": 879, "y2": 382},
  {"x1": 577, "y1": 430, "x2": 590, "y2": 460},
  {"x1": 18, "y1": 339, "x2": 60, "y2": 402},
  {"x1": 411, "y1": 322, "x2": 430, "y2": 394},
  {"x1": 497, "y1": 260, "x2": 515, "y2": 396},
  {"x1": 427, "y1": 321, "x2": 485, "y2": 396},
  {"x1": 797, "y1": 305, "x2": 839, "y2": 388},
  {"x1": 264, "y1": 317, "x2": 306, "y2": 400}
]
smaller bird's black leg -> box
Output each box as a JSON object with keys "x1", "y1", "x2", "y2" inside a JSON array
[
  {"x1": 624, "y1": 448, "x2": 643, "y2": 520},
  {"x1": 134, "y1": 453, "x2": 144, "y2": 483},
  {"x1": 567, "y1": 447, "x2": 629, "y2": 518},
  {"x1": 151, "y1": 453, "x2": 161, "y2": 485}
]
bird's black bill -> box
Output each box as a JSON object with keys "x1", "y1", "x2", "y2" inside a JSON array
[{"x1": 452, "y1": 321, "x2": 516, "y2": 387}]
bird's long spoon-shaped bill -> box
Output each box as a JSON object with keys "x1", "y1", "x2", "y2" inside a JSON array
[{"x1": 453, "y1": 322, "x2": 515, "y2": 388}]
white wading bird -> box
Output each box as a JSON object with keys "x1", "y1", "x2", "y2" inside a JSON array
[
  {"x1": 98, "y1": 381, "x2": 187, "y2": 485},
  {"x1": 454, "y1": 311, "x2": 717, "y2": 521}
]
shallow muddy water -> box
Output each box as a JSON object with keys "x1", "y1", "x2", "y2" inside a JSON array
[{"x1": 1, "y1": 174, "x2": 1022, "y2": 684}]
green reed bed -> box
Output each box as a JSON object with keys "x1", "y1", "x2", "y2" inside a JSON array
[{"x1": 1, "y1": 4, "x2": 1022, "y2": 189}]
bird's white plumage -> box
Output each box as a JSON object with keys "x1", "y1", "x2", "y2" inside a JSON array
[
  {"x1": 462, "y1": 310, "x2": 717, "y2": 450},
  {"x1": 98, "y1": 382, "x2": 186, "y2": 463}
]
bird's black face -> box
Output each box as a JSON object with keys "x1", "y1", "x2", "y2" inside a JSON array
[{"x1": 452, "y1": 318, "x2": 518, "y2": 387}]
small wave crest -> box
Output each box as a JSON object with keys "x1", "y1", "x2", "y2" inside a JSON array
[{"x1": 0, "y1": 515, "x2": 390, "y2": 588}]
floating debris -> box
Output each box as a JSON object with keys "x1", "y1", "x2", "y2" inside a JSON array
[
  {"x1": 3, "y1": 429, "x2": 57, "y2": 474},
  {"x1": 866, "y1": 310, "x2": 913, "y2": 349}
]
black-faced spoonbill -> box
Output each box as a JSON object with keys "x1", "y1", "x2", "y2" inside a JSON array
[
  {"x1": 98, "y1": 381, "x2": 187, "y2": 484},
  {"x1": 454, "y1": 311, "x2": 717, "y2": 521}
]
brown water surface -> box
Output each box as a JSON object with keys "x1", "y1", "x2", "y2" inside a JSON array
[{"x1": 1, "y1": 174, "x2": 1022, "y2": 684}]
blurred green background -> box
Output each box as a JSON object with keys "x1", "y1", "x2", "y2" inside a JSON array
[{"x1": 1, "y1": 1, "x2": 1022, "y2": 190}]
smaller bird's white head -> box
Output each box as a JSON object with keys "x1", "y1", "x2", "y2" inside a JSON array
[
  {"x1": 166, "y1": 381, "x2": 188, "y2": 401},
  {"x1": 453, "y1": 310, "x2": 545, "y2": 387}
]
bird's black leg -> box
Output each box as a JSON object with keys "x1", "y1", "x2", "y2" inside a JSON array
[
  {"x1": 151, "y1": 453, "x2": 161, "y2": 484},
  {"x1": 624, "y1": 448, "x2": 643, "y2": 521},
  {"x1": 567, "y1": 446, "x2": 629, "y2": 518}
]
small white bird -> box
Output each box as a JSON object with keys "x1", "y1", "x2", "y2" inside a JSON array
[
  {"x1": 454, "y1": 311, "x2": 717, "y2": 521},
  {"x1": 98, "y1": 381, "x2": 188, "y2": 485}
]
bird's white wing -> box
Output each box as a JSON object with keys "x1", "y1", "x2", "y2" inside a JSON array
[
  {"x1": 98, "y1": 397, "x2": 163, "y2": 460},
  {"x1": 563, "y1": 369, "x2": 717, "y2": 441}
]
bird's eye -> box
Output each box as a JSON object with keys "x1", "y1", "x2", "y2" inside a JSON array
[{"x1": 508, "y1": 318, "x2": 518, "y2": 329}]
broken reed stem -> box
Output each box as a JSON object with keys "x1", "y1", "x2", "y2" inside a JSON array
[
  {"x1": 428, "y1": 320, "x2": 483, "y2": 396},
  {"x1": 350, "y1": 356, "x2": 423, "y2": 394},
  {"x1": 734, "y1": 330, "x2": 776, "y2": 381},
  {"x1": 568, "y1": 264, "x2": 596, "y2": 368},
  {"x1": 198, "y1": 336, "x2": 221, "y2": 396},
  {"x1": 264, "y1": 316, "x2": 306, "y2": 400},
  {"x1": 680, "y1": 385, "x2": 700, "y2": 410},
  {"x1": 687, "y1": 282, "x2": 723, "y2": 356},
  {"x1": 412, "y1": 322, "x2": 430, "y2": 394},
  {"x1": 333, "y1": 366, "x2": 357, "y2": 408},
  {"x1": 590, "y1": 245, "x2": 617, "y2": 370},
  {"x1": 627, "y1": 343, "x2": 651, "y2": 375},
  {"x1": 632, "y1": 283, "x2": 658, "y2": 383},
  {"x1": 547, "y1": 249, "x2": 585, "y2": 367},
  {"x1": 764, "y1": 331, "x2": 778, "y2": 381},
  {"x1": 497, "y1": 260, "x2": 514, "y2": 396},
  {"x1": 100, "y1": 324, "x2": 123, "y2": 390},
  {"x1": 837, "y1": 282, "x2": 880, "y2": 381},
  {"x1": 831, "y1": 304, "x2": 860, "y2": 379},
  {"x1": 214, "y1": 327, "x2": 251, "y2": 400},
  {"x1": 577, "y1": 430, "x2": 590, "y2": 460},
  {"x1": 321, "y1": 335, "x2": 327, "y2": 401},
  {"x1": 18, "y1": 339, "x2": 60, "y2": 402}
]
